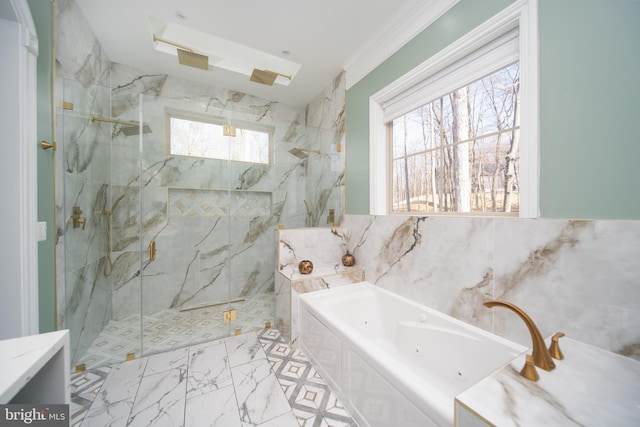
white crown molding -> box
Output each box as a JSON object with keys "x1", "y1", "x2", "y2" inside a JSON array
[{"x1": 343, "y1": 0, "x2": 460, "y2": 89}]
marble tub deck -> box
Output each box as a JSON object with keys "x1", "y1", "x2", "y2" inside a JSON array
[{"x1": 70, "y1": 328, "x2": 357, "y2": 427}]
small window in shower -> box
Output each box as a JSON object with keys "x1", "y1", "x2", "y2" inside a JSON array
[{"x1": 167, "y1": 110, "x2": 271, "y2": 164}]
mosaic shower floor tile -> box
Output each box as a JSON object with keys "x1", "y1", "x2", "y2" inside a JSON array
[{"x1": 76, "y1": 293, "x2": 274, "y2": 370}]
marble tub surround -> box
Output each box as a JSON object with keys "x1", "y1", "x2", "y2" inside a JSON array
[
  {"x1": 275, "y1": 267, "x2": 365, "y2": 347},
  {"x1": 342, "y1": 215, "x2": 640, "y2": 361},
  {"x1": 455, "y1": 336, "x2": 640, "y2": 426},
  {"x1": 278, "y1": 227, "x2": 350, "y2": 272},
  {"x1": 276, "y1": 227, "x2": 365, "y2": 345}
]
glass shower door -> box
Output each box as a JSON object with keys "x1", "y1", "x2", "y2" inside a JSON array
[
  {"x1": 62, "y1": 78, "x2": 145, "y2": 370},
  {"x1": 138, "y1": 94, "x2": 233, "y2": 356}
]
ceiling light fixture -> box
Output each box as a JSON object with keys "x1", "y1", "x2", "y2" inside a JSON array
[{"x1": 148, "y1": 15, "x2": 301, "y2": 86}]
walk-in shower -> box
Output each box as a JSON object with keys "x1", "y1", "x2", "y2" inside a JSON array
[
  {"x1": 58, "y1": 76, "x2": 343, "y2": 372},
  {"x1": 62, "y1": 84, "x2": 278, "y2": 370}
]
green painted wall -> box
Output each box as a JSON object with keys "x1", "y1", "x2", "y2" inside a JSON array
[
  {"x1": 28, "y1": 0, "x2": 56, "y2": 332},
  {"x1": 538, "y1": 0, "x2": 640, "y2": 219},
  {"x1": 345, "y1": 0, "x2": 640, "y2": 219}
]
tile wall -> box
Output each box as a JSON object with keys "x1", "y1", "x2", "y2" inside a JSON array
[{"x1": 342, "y1": 215, "x2": 640, "y2": 360}]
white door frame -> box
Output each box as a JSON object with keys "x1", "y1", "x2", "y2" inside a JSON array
[{"x1": 0, "y1": 0, "x2": 39, "y2": 339}]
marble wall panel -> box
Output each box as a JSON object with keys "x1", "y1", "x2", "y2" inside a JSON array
[
  {"x1": 54, "y1": 0, "x2": 110, "y2": 87},
  {"x1": 342, "y1": 215, "x2": 640, "y2": 360},
  {"x1": 277, "y1": 227, "x2": 347, "y2": 273},
  {"x1": 492, "y1": 219, "x2": 640, "y2": 357},
  {"x1": 55, "y1": 0, "x2": 114, "y2": 362},
  {"x1": 274, "y1": 273, "x2": 291, "y2": 339},
  {"x1": 303, "y1": 72, "x2": 346, "y2": 227},
  {"x1": 104, "y1": 63, "x2": 346, "y2": 320},
  {"x1": 65, "y1": 258, "x2": 112, "y2": 365}
]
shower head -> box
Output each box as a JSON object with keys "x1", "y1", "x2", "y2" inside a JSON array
[
  {"x1": 153, "y1": 35, "x2": 209, "y2": 70},
  {"x1": 288, "y1": 147, "x2": 320, "y2": 159},
  {"x1": 176, "y1": 48, "x2": 209, "y2": 70},
  {"x1": 120, "y1": 124, "x2": 153, "y2": 136},
  {"x1": 250, "y1": 69, "x2": 292, "y2": 86},
  {"x1": 90, "y1": 115, "x2": 152, "y2": 136}
]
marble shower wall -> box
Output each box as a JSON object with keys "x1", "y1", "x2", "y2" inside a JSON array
[
  {"x1": 304, "y1": 72, "x2": 346, "y2": 227},
  {"x1": 106, "y1": 63, "x2": 345, "y2": 318},
  {"x1": 342, "y1": 215, "x2": 640, "y2": 360},
  {"x1": 55, "y1": 0, "x2": 114, "y2": 364}
]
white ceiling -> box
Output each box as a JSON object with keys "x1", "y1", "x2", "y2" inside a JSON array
[{"x1": 75, "y1": 0, "x2": 453, "y2": 107}]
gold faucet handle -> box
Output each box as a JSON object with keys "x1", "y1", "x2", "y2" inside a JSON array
[
  {"x1": 520, "y1": 354, "x2": 539, "y2": 381},
  {"x1": 549, "y1": 332, "x2": 565, "y2": 360}
]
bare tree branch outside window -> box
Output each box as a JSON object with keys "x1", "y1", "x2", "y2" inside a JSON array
[{"x1": 391, "y1": 62, "x2": 520, "y2": 214}]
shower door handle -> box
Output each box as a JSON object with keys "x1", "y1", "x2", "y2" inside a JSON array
[{"x1": 149, "y1": 240, "x2": 157, "y2": 261}]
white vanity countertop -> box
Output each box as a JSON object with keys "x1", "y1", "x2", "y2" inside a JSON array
[
  {"x1": 455, "y1": 336, "x2": 640, "y2": 426},
  {"x1": 0, "y1": 330, "x2": 69, "y2": 403}
]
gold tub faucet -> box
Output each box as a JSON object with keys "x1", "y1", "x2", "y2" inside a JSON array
[{"x1": 483, "y1": 300, "x2": 556, "y2": 374}]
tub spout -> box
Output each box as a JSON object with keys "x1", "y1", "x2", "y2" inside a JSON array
[{"x1": 483, "y1": 300, "x2": 556, "y2": 372}]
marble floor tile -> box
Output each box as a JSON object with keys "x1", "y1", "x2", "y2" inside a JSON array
[
  {"x1": 255, "y1": 411, "x2": 300, "y2": 427},
  {"x1": 187, "y1": 341, "x2": 232, "y2": 397},
  {"x1": 81, "y1": 399, "x2": 132, "y2": 427},
  {"x1": 232, "y1": 358, "x2": 292, "y2": 426},
  {"x1": 70, "y1": 328, "x2": 358, "y2": 427},
  {"x1": 143, "y1": 346, "x2": 189, "y2": 375},
  {"x1": 127, "y1": 368, "x2": 187, "y2": 427},
  {"x1": 226, "y1": 331, "x2": 267, "y2": 367},
  {"x1": 94, "y1": 357, "x2": 147, "y2": 408},
  {"x1": 184, "y1": 385, "x2": 240, "y2": 427}
]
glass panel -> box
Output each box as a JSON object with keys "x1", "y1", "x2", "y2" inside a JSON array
[
  {"x1": 62, "y1": 79, "x2": 143, "y2": 370},
  {"x1": 391, "y1": 62, "x2": 520, "y2": 214},
  {"x1": 139, "y1": 95, "x2": 233, "y2": 355},
  {"x1": 168, "y1": 116, "x2": 270, "y2": 164}
]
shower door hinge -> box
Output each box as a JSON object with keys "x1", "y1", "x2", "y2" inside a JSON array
[
  {"x1": 223, "y1": 124, "x2": 236, "y2": 137},
  {"x1": 149, "y1": 240, "x2": 156, "y2": 261},
  {"x1": 223, "y1": 309, "x2": 237, "y2": 322}
]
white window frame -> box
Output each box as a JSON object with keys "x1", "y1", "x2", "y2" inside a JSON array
[{"x1": 369, "y1": 0, "x2": 538, "y2": 218}]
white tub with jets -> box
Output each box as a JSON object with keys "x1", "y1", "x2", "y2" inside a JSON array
[{"x1": 299, "y1": 282, "x2": 525, "y2": 427}]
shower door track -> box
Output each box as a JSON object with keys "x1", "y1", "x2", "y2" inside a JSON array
[{"x1": 178, "y1": 298, "x2": 245, "y2": 312}]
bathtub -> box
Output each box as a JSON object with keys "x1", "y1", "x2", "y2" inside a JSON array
[{"x1": 299, "y1": 282, "x2": 526, "y2": 427}]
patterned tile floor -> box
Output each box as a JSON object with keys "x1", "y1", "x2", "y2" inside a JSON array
[
  {"x1": 70, "y1": 328, "x2": 358, "y2": 427},
  {"x1": 76, "y1": 294, "x2": 274, "y2": 370}
]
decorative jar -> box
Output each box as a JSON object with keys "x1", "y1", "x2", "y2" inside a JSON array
[
  {"x1": 342, "y1": 253, "x2": 355, "y2": 266},
  {"x1": 298, "y1": 260, "x2": 314, "y2": 274}
]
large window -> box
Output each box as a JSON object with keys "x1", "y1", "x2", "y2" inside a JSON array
[
  {"x1": 369, "y1": 0, "x2": 538, "y2": 217},
  {"x1": 391, "y1": 62, "x2": 520, "y2": 214},
  {"x1": 168, "y1": 111, "x2": 271, "y2": 164}
]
